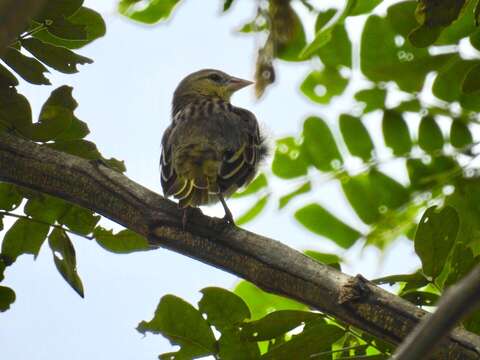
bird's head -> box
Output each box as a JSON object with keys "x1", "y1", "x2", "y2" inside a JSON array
[{"x1": 173, "y1": 69, "x2": 253, "y2": 103}]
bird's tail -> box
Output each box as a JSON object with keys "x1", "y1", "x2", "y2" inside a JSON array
[{"x1": 169, "y1": 144, "x2": 221, "y2": 207}]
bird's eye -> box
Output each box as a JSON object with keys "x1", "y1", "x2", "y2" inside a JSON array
[{"x1": 208, "y1": 73, "x2": 223, "y2": 82}]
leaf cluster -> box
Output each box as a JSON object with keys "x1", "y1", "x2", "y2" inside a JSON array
[
  {"x1": 0, "y1": 0, "x2": 147, "y2": 313},
  {"x1": 138, "y1": 285, "x2": 391, "y2": 359}
]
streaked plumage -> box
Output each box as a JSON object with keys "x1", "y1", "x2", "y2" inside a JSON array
[{"x1": 160, "y1": 69, "x2": 267, "y2": 224}]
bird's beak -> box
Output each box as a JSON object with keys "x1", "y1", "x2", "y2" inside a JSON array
[{"x1": 228, "y1": 77, "x2": 254, "y2": 92}]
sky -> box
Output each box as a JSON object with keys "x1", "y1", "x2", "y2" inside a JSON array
[{"x1": 0, "y1": 1, "x2": 420, "y2": 359}]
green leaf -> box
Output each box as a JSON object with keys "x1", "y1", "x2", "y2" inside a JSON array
[
  {"x1": 33, "y1": 85, "x2": 88, "y2": 141},
  {"x1": 476, "y1": 0, "x2": 480, "y2": 25},
  {"x1": 382, "y1": 110, "x2": 412, "y2": 156},
  {"x1": 0, "y1": 286, "x2": 15, "y2": 312},
  {"x1": 300, "y1": 67, "x2": 348, "y2": 104},
  {"x1": 462, "y1": 63, "x2": 480, "y2": 93},
  {"x1": 58, "y1": 204, "x2": 100, "y2": 235},
  {"x1": 302, "y1": 116, "x2": 342, "y2": 172},
  {"x1": 369, "y1": 169, "x2": 409, "y2": 209},
  {"x1": 342, "y1": 173, "x2": 379, "y2": 224},
  {"x1": 401, "y1": 290, "x2": 439, "y2": 306},
  {"x1": 435, "y1": 0, "x2": 477, "y2": 45},
  {"x1": 432, "y1": 56, "x2": 480, "y2": 110},
  {"x1": 102, "y1": 157, "x2": 127, "y2": 173},
  {"x1": 343, "y1": 170, "x2": 409, "y2": 225},
  {"x1": 119, "y1": 0, "x2": 181, "y2": 24},
  {"x1": 339, "y1": 114, "x2": 374, "y2": 161},
  {"x1": 93, "y1": 227, "x2": 149, "y2": 254},
  {"x1": 407, "y1": 156, "x2": 459, "y2": 190},
  {"x1": 408, "y1": 24, "x2": 443, "y2": 47},
  {"x1": 418, "y1": 116, "x2": 444, "y2": 152},
  {"x1": 1, "y1": 219, "x2": 49, "y2": 261},
  {"x1": 235, "y1": 195, "x2": 269, "y2": 225},
  {"x1": 349, "y1": 0, "x2": 383, "y2": 15},
  {"x1": 240, "y1": 310, "x2": 323, "y2": 341},
  {"x1": 47, "y1": 17, "x2": 88, "y2": 40},
  {"x1": 415, "y1": 206, "x2": 459, "y2": 278},
  {"x1": 34, "y1": 7, "x2": 106, "y2": 49},
  {"x1": 304, "y1": 250, "x2": 342, "y2": 270},
  {"x1": 0, "y1": 63, "x2": 18, "y2": 87},
  {"x1": 0, "y1": 87, "x2": 32, "y2": 131},
  {"x1": 34, "y1": 0, "x2": 83, "y2": 21},
  {"x1": 0, "y1": 183, "x2": 23, "y2": 210},
  {"x1": 47, "y1": 139, "x2": 101, "y2": 159},
  {"x1": 55, "y1": 117, "x2": 89, "y2": 140},
  {"x1": 361, "y1": 7, "x2": 451, "y2": 93},
  {"x1": 223, "y1": 0, "x2": 234, "y2": 11},
  {"x1": 261, "y1": 322, "x2": 344, "y2": 359},
  {"x1": 444, "y1": 244, "x2": 476, "y2": 287},
  {"x1": 450, "y1": 120, "x2": 473, "y2": 148},
  {"x1": 279, "y1": 181, "x2": 311, "y2": 209},
  {"x1": 433, "y1": 57, "x2": 478, "y2": 101},
  {"x1": 137, "y1": 295, "x2": 216, "y2": 359},
  {"x1": 21, "y1": 38, "x2": 92, "y2": 74},
  {"x1": 232, "y1": 173, "x2": 267, "y2": 198},
  {"x1": 22, "y1": 86, "x2": 77, "y2": 141},
  {"x1": 294, "y1": 203, "x2": 361, "y2": 248},
  {"x1": 300, "y1": 0, "x2": 355, "y2": 58},
  {"x1": 272, "y1": 137, "x2": 308, "y2": 179},
  {"x1": 2, "y1": 47, "x2": 50, "y2": 85},
  {"x1": 24, "y1": 194, "x2": 68, "y2": 224},
  {"x1": 234, "y1": 281, "x2": 307, "y2": 321},
  {"x1": 198, "y1": 287, "x2": 250, "y2": 330},
  {"x1": 218, "y1": 329, "x2": 260, "y2": 359},
  {"x1": 0, "y1": 257, "x2": 5, "y2": 281},
  {"x1": 48, "y1": 229, "x2": 84, "y2": 297},
  {"x1": 414, "y1": 0, "x2": 467, "y2": 28},
  {"x1": 395, "y1": 99, "x2": 422, "y2": 112},
  {"x1": 315, "y1": 10, "x2": 352, "y2": 68},
  {"x1": 372, "y1": 271, "x2": 429, "y2": 289},
  {"x1": 445, "y1": 179, "x2": 480, "y2": 256},
  {"x1": 366, "y1": 202, "x2": 420, "y2": 249},
  {"x1": 355, "y1": 87, "x2": 387, "y2": 113}
]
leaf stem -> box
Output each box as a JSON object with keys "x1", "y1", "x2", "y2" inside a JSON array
[
  {"x1": 8, "y1": 22, "x2": 48, "y2": 48},
  {"x1": 0, "y1": 210, "x2": 94, "y2": 240}
]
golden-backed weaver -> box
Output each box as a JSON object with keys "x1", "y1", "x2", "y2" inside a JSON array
[{"x1": 160, "y1": 69, "x2": 267, "y2": 226}]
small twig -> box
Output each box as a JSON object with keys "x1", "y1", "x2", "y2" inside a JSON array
[
  {"x1": 0, "y1": 210, "x2": 94, "y2": 240},
  {"x1": 346, "y1": 327, "x2": 390, "y2": 356},
  {"x1": 9, "y1": 22, "x2": 48, "y2": 48},
  {"x1": 392, "y1": 264, "x2": 480, "y2": 360},
  {"x1": 310, "y1": 344, "x2": 368, "y2": 358}
]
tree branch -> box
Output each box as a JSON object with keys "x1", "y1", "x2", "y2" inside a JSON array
[
  {"x1": 1, "y1": 132, "x2": 479, "y2": 359},
  {"x1": 393, "y1": 264, "x2": 480, "y2": 360},
  {"x1": 0, "y1": 0, "x2": 47, "y2": 55}
]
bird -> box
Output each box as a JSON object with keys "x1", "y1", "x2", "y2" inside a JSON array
[{"x1": 160, "y1": 69, "x2": 268, "y2": 227}]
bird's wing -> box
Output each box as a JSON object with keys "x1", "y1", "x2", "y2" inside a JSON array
[
  {"x1": 218, "y1": 107, "x2": 267, "y2": 195},
  {"x1": 160, "y1": 123, "x2": 180, "y2": 197}
]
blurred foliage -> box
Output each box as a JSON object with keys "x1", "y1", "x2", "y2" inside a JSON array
[
  {"x1": 124, "y1": 0, "x2": 480, "y2": 357},
  {"x1": 4, "y1": 0, "x2": 480, "y2": 358}
]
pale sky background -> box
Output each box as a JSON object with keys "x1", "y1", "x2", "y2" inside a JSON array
[{"x1": 0, "y1": 1, "x2": 420, "y2": 359}]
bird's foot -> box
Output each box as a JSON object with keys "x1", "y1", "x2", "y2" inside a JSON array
[
  {"x1": 222, "y1": 212, "x2": 235, "y2": 225},
  {"x1": 208, "y1": 216, "x2": 234, "y2": 232},
  {"x1": 218, "y1": 194, "x2": 235, "y2": 226}
]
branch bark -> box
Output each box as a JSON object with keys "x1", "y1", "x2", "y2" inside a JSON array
[
  {"x1": 1, "y1": 132, "x2": 480, "y2": 359},
  {"x1": 393, "y1": 264, "x2": 480, "y2": 360}
]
